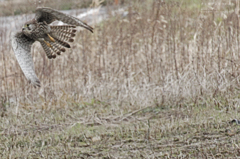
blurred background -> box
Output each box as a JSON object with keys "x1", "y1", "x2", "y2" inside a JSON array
[
  {"x1": 1, "y1": 0, "x2": 239, "y2": 108},
  {"x1": 0, "y1": 0, "x2": 124, "y2": 16}
]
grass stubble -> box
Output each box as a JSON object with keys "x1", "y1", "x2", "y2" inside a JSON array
[{"x1": 1, "y1": 0, "x2": 240, "y2": 158}]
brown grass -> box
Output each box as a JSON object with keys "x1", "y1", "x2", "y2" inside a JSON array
[{"x1": 1, "y1": 0, "x2": 240, "y2": 158}]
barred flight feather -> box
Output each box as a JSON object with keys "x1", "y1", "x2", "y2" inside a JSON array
[
  {"x1": 40, "y1": 41, "x2": 56, "y2": 59},
  {"x1": 50, "y1": 25, "x2": 76, "y2": 42}
]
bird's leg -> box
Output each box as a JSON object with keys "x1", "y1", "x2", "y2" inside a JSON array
[
  {"x1": 44, "y1": 40, "x2": 52, "y2": 48},
  {"x1": 47, "y1": 34, "x2": 55, "y2": 42}
]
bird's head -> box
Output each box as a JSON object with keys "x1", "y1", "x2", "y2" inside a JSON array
[{"x1": 22, "y1": 20, "x2": 37, "y2": 35}]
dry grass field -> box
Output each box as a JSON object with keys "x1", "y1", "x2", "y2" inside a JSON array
[{"x1": 1, "y1": 0, "x2": 240, "y2": 158}]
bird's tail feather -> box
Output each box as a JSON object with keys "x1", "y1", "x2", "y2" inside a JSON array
[
  {"x1": 40, "y1": 41, "x2": 56, "y2": 59},
  {"x1": 50, "y1": 25, "x2": 76, "y2": 44},
  {"x1": 40, "y1": 25, "x2": 77, "y2": 59}
]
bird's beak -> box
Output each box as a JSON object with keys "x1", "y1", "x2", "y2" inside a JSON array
[{"x1": 22, "y1": 25, "x2": 27, "y2": 31}]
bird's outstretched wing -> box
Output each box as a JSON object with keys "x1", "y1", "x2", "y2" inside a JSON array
[
  {"x1": 12, "y1": 32, "x2": 40, "y2": 87},
  {"x1": 35, "y1": 7, "x2": 93, "y2": 33}
]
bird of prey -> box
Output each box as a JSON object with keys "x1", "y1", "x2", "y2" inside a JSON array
[{"x1": 12, "y1": 7, "x2": 93, "y2": 87}]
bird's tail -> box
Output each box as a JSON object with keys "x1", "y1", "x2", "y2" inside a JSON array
[{"x1": 40, "y1": 25, "x2": 77, "y2": 59}]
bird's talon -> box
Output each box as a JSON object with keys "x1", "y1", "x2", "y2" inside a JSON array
[
  {"x1": 47, "y1": 34, "x2": 55, "y2": 42},
  {"x1": 44, "y1": 40, "x2": 52, "y2": 47}
]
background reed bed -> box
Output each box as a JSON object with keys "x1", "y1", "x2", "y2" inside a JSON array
[{"x1": 0, "y1": 0, "x2": 240, "y2": 158}]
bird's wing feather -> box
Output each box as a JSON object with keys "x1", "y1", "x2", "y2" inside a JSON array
[
  {"x1": 35, "y1": 7, "x2": 93, "y2": 33},
  {"x1": 12, "y1": 32, "x2": 40, "y2": 87}
]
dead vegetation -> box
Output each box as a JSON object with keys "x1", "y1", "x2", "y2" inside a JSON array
[{"x1": 1, "y1": 0, "x2": 240, "y2": 158}]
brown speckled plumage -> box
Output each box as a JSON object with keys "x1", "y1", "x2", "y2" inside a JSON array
[{"x1": 12, "y1": 7, "x2": 93, "y2": 87}]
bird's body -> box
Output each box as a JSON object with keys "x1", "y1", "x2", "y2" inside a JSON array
[
  {"x1": 23, "y1": 20, "x2": 50, "y2": 40},
  {"x1": 12, "y1": 7, "x2": 93, "y2": 87}
]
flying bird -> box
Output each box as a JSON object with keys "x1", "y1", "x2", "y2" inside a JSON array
[{"x1": 12, "y1": 7, "x2": 93, "y2": 87}]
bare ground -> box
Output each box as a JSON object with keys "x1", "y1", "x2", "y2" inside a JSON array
[{"x1": 1, "y1": 100, "x2": 240, "y2": 158}]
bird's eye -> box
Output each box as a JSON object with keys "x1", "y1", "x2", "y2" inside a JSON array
[{"x1": 25, "y1": 24, "x2": 31, "y2": 30}]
